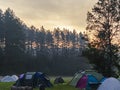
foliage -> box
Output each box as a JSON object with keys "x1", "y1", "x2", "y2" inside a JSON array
[{"x1": 84, "y1": 0, "x2": 120, "y2": 77}]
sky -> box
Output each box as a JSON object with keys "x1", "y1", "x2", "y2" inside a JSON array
[{"x1": 0, "y1": 0, "x2": 97, "y2": 32}]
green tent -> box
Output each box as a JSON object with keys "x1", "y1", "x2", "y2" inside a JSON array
[
  {"x1": 70, "y1": 72, "x2": 83, "y2": 86},
  {"x1": 84, "y1": 70, "x2": 103, "y2": 81},
  {"x1": 69, "y1": 70, "x2": 104, "y2": 86}
]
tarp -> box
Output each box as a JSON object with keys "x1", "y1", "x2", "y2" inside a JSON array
[
  {"x1": 97, "y1": 77, "x2": 120, "y2": 90},
  {"x1": 1, "y1": 75, "x2": 18, "y2": 82}
]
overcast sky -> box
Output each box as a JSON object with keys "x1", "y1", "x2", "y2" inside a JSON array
[{"x1": 0, "y1": 0, "x2": 97, "y2": 32}]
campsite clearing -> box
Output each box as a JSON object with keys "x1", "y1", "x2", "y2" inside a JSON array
[{"x1": 0, "y1": 77, "x2": 79, "y2": 90}]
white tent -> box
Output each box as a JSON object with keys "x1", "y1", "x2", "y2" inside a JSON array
[
  {"x1": 97, "y1": 77, "x2": 120, "y2": 90},
  {"x1": 11, "y1": 75, "x2": 18, "y2": 81},
  {"x1": 1, "y1": 75, "x2": 18, "y2": 82}
]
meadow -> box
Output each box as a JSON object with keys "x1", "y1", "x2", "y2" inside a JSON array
[{"x1": 0, "y1": 77, "x2": 79, "y2": 90}]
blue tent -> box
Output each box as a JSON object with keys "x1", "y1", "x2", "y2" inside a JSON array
[
  {"x1": 70, "y1": 70, "x2": 106, "y2": 90},
  {"x1": 14, "y1": 72, "x2": 52, "y2": 88},
  {"x1": 87, "y1": 74, "x2": 98, "y2": 84},
  {"x1": 75, "y1": 74, "x2": 100, "y2": 90},
  {"x1": 86, "y1": 74, "x2": 100, "y2": 90}
]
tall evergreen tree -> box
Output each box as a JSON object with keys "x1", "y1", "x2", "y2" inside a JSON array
[
  {"x1": 53, "y1": 28, "x2": 61, "y2": 56},
  {"x1": 4, "y1": 8, "x2": 25, "y2": 61},
  {"x1": 0, "y1": 9, "x2": 5, "y2": 72},
  {"x1": 85, "y1": 0, "x2": 120, "y2": 76},
  {"x1": 46, "y1": 30, "x2": 54, "y2": 48},
  {"x1": 45, "y1": 30, "x2": 54, "y2": 57},
  {"x1": 0, "y1": 9, "x2": 4, "y2": 48}
]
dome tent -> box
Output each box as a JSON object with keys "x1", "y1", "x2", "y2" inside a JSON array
[
  {"x1": 1, "y1": 75, "x2": 18, "y2": 82},
  {"x1": 13, "y1": 72, "x2": 52, "y2": 88},
  {"x1": 97, "y1": 77, "x2": 120, "y2": 90},
  {"x1": 54, "y1": 76, "x2": 64, "y2": 84},
  {"x1": 70, "y1": 70, "x2": 105, "y2": 90}
]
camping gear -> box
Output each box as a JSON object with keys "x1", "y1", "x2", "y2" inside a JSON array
[
  {"x1": 70, "y1": 72, "x2": 83, "y2": 86},
  {"x1": 76, "y1": 75, "x2": 88, "y2": 89},
  {"x1": 97, "y1": 77, "x2": 120, "y2": 90},
  {"x1": 54, "y1": 76, "x2": 64, "y2": 84},
  {"x1": 39, "y1": 84, "x2": 45, "y2": 90},
  {"x1": 84, "y1": 70, "x2": 103, "y2": 81},
  {"x1": 11, "y1": 86, "x2": 33, "y2": 90},
  {"x1": 70, "y1": 70, "x2": 105, "y2": 90},
  {"x1": 1, "y1": 75, "x2": 18, "y2": 82},
  {"x1": 13, "y1": 72, "x2": 52, "y2": 88}
]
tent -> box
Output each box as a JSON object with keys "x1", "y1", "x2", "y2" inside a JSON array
[
  {"x1": 70, "y1": 70, "x2": 105, "y2": 90},
  {"x1": 70, "y1": 72, "x2": 83, "y2": 86},
  {"x1": 1, "y1": 75, "x2": 18, "y2": 82},
  {"x1": 76, "y1": 75, "x2": 88, "y2": 89},
  {"x1": 97, "y1": 77, "x2": 120, "y2": 90},
  {"x1": 118, "y1": 76, "x2": 120, "y2": 81},
  {"x1": 11, "y1": 75, "x2": 19, "y2": 81},
  {"x1": 14, "y1": 72, "x2": 52, "y2": 88},
  {"x1": 54, "y1": 76, "x2": 64, "y2": 84}
]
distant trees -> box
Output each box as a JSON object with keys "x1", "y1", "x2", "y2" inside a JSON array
[
  {"x1": 84, "y1": 0, "x2": 120, "y2": 77},
  {"x1": 0, "y1": 8, "x2": 89, "y2": 75}
]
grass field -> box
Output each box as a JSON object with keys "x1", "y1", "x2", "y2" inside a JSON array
[{"x1": 0, "y1": 77, "x2": 79, "y2": 90}]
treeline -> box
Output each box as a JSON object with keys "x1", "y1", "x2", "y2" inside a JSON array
[{"x1": 0, "y1": 8, "x2": 89, "y2": 75}]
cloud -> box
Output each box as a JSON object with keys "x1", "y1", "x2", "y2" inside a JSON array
[{"x1": 0, "y1": 0, "x2": 97, "y2": 31}]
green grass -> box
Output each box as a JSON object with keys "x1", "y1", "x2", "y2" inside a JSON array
[
  {"x1": 0, "y1": 82, "x2": 14, "y2": 90},
  {"x1": 0, "y1": 77, "x2": 79, "y2": 90},
  {"x1": 45, "y1": 84, "x2": 79, "y2": 90}
]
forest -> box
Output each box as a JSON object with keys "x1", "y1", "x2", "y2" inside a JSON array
[
  {"x1": 1, "y1": 0, "x2": 120, "y2": 77},
  {"x1": 0, "y1": 8, "x2": 90, "y2": 75}
]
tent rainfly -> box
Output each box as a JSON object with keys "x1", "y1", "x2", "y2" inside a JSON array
[{"x1": 97, "y1": 77, "x2": 120, "y2": 90}]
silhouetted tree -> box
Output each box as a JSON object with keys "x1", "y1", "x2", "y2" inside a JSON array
[
  {"x1": 53, "y1": 28, "x2": 61, "y2": 56},
  {"x1": 0, "y1": 9, "x2": 4, "y2": 46},
  {"x1": 46, "y1": 30, "x2": 54, "y2": 58},
  {"x1": 3, "y1": 8, "x2": 26, "y2": 73},
  {"x1": 85, "y1": 0, "x2": 120, "y2": 77}
]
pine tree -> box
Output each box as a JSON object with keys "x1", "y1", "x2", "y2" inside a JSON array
[{"x1": 4, "y1": 8, "x2": 25, "y2": 61}]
